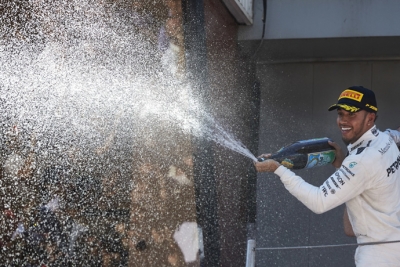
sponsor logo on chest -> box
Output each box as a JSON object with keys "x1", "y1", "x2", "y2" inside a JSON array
[
  {"x1": 387, "y1": 155, "x2": 400, "y2": 177},
  {"x1": 371, "y1": 127, "x2": 379, "y2": 137},
  {"x1": 350, "y1": 141, "x2": 363, "y2": 152},
  {"x1": 379, "y1": 139, "x2": 393, "y2": 155}
]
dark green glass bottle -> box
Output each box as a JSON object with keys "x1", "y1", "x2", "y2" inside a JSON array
[{"x1": 258, "y1": 137, "x2": 336, "y2": 169}]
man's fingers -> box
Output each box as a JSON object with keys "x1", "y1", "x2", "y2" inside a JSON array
[{"x1": 328, "y1": 140, "x2": 340, "y2": 149}]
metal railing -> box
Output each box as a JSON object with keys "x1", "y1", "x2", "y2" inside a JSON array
[{"x1": 245, "y1": 239, "x2": 400, "y2": 267}]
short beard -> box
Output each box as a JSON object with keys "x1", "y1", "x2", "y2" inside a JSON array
[{"x1": 342, "y1": 137, "x2": 350, "y2": 146}]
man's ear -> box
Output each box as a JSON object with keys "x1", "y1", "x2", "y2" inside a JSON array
[{"x1": 368, "y1": 112, "x2": 377, "y2": 124}]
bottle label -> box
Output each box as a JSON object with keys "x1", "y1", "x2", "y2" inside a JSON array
[
  {"x1": 281, "y1": 158, "x2": 294, "y2": 169},
  {"x1": 305, "y1": 150, "x2": 335, "y2": 169}
]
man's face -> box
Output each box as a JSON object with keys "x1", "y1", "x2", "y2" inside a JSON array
[{"x1": 336, "y1": 108, "x2": 374, "y2": 145}]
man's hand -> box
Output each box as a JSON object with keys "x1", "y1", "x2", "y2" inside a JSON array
[
  {"x1": 343, "y1": 207, "x2": 355, "y2": 237},
  {"x1": 328, "y1": 140, "x2": 345, "y2": 169},
  {"x1": 254, "y1": 154, "x2": 281, "y2": 172}
]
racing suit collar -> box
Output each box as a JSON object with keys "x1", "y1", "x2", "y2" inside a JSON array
[{"x1": 347, "y1": 125, "x2": 378, "y2": 153}]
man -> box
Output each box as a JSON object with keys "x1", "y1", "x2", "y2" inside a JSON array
[
  {"x1": 255, "y1": 86, "x2": 400, "y2": 266},
  {"x1": 343, "y1": 126, "x2": 400, "y2": 237},
  {"x1": 343, "y1": 125, "x2": 400, "y2": 236}
]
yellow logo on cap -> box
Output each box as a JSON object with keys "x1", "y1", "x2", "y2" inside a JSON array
[
  {"x1": 339, "y1": 89, "x2": 363, "y2": 102},
  {"x1": 337, "y1": 104, "x2": 360, "y2": 113},
  {"x1": 366, "y1": 104, "x2": 378, "y2": 112}
]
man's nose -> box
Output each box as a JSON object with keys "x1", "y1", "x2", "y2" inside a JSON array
[{"x1": 338, "y1": 116, "x2": 347, "y2": 124}]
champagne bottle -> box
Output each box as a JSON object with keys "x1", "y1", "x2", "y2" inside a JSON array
[{"x1": 258, "y1": 137, "x2": 336, "y2": 169}]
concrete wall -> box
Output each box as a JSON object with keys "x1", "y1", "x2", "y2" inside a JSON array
[
  {"x1": 183, "y1": 0, "x2": 259, "y2": 266},
  {"x1": 203, "y1": 1, "x2": 259, "y2": 266},
  {"x1": 255, "y1": 59, "x2": 400, "y2": 266},
  {"x1": 239, "y1": 0, "x2": 400, "y2": 40}
]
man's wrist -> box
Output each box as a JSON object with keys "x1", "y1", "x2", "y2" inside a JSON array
[{"x1": 273, "y1": 163, "x2": 284, "y2": 173}]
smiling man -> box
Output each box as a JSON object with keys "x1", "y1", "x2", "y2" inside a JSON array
[{"x1": 255, "y1": 86, "x2": 400, "y2": 266}]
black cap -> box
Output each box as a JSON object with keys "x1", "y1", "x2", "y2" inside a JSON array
[{"x1": 328, "y1": 86, "x2": 378, "y2": 113}]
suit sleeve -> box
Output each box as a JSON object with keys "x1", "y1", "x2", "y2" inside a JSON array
[
  {"x1": 385, "y1": 129, "x2": 400, "y2": 145},
  {"x1": 274, "y1": 157, "x2": 369, "y2": 214}
]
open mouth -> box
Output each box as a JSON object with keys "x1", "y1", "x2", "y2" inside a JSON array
[{"x1": 340, "y1": 126, "x2": 352, "y2": 135}]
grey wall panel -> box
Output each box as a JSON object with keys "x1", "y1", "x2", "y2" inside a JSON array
[
  {"x1": 257, "y1": 63, "x2": 315, "y2": 151},
  {"x1": 371, "y1": 62, "x2": 400, "y2": 130},
  {"x1": 239, "y1": 37, "x2": 400, "y2": 64},
  {"x1": 309, "y1": 247, "x2": 355, "y2": 267},
  {"x1": 256, "y1": 63, "x2": 315, "y2": 266},
  {"x1": 239, "y1": 0, "x2": 400, "y2": 40}
]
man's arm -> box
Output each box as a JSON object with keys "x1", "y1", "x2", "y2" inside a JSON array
[
  {"x1": 254, "y1": 148, "x2": 368, "y2": 214},
  {"x1": 343, "y1": 207, "x2": 355, "y2": 237},
  {"x1": 385, "y1": 126, "x2": 400, "y2": 145}
]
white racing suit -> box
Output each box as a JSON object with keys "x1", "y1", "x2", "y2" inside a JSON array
[{"x1": 274, "y1": 126, "x2": 400, "y2": 266}]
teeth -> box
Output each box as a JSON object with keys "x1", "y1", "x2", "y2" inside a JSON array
[{"x1": 342, "y1": 127, "x2": 351, "y2": 130}]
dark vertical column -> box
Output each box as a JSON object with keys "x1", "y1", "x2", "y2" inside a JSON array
[
  {"x1": 181, "y1": 1, "x2": 221, "y2": 267},
  {"x1": 247, "y1": 81, "x2": 261, "y2": 230}
]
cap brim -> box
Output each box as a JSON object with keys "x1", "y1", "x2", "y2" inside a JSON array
[
  {"x1": 328, "y1": 104, "x2": 360, "y2": 113},
  {"x1": 328, "y1": 104, "x2": 338, "y2": 111}
]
